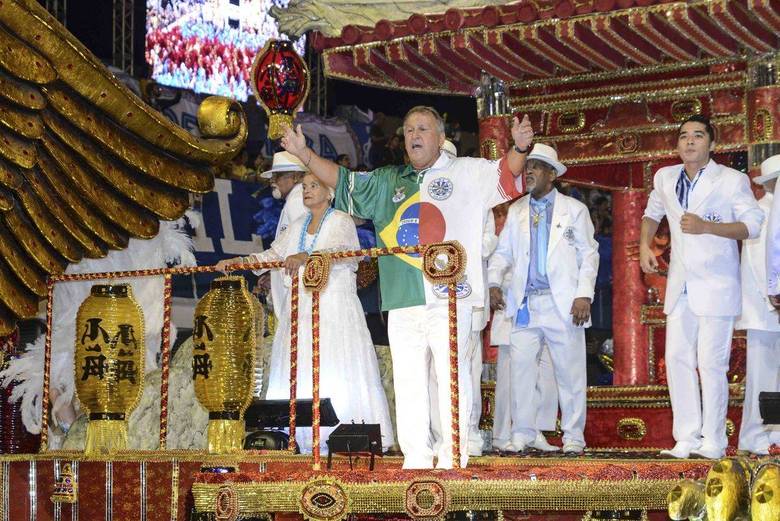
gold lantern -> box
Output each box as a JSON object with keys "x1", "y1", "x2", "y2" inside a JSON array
[
  {"x1": 193, "y1": 276, "x2": 256, "y2": 453},
  {"x1": 75, "y1": 284, "x2": 145, "y2": 455}
]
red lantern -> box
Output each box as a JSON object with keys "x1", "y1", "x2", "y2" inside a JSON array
[{"x1": 251, "y1": 40, "x2": 310, "y2": 140}]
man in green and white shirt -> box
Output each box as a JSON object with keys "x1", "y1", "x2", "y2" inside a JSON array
[{"x1": 280, "y1": 106, "x2": 533, "y2": 468}]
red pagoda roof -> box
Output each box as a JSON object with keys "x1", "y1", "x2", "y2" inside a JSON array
[{"x1": 313, "y1": 0, "x2": 780, "y2": 95}]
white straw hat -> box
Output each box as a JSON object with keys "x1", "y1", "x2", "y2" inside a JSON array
[
  {"x1": 526, "y1": 143, "x2": 567, "y2": 177},
  {"x1": 753, "y1": 154, "x2": 780, "y2": 185},
  {"x1": 260, "y1": 151, "x2": 308, "y2": 179}
]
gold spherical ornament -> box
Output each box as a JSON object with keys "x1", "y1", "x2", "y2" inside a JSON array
[
  {"x1": 74, "y1": 284, "x2": 145, "y2": 455},
  {"x1": 193, "y1": 276, "x2": 256, "y2": 453},
  {"x1": 667, "y1": 479, "x2": 705, "y2": 520},
  {"x1": 704, "y1": 458, "x2": 750, "y2": 521},
  {"x1": 751, "y1": 462, "x2": 780, "y2": 521}
]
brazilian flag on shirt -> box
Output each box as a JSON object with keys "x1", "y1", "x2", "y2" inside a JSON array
[{"x1": 334, "y1": 165, "x2": 428, "y2": 311}]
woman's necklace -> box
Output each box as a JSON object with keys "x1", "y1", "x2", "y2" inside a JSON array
[{"x1": 298, "y1": 207, "x2": 334, "y2": 254}]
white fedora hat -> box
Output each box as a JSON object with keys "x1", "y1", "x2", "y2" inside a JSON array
[
  {"x1": 753, "y1": 154, "x2": 780, "y2": 185},
  {"x1": 260, "y1": 151, "x2": 308, "y2": 179},
  {"x1": 526, "y1": 143, "x2": 567, "y2": 176},
  {"x1": 441, "y1": 140, "x2": 457, "y2": 157}
]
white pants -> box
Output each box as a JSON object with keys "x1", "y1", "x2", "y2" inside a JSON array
[
  {"x1": 493, "y1": 342, "x2": 558, "y2": 446},
  {"x1": 388, "y1": 304, "x2": 474, "y2": 469},
  {"x1": 738, "y1": 329, "x2": 780, "y2": 452},
  {"x1": 469, "y1": 330, "x2": 483, "y2": 437},
  {"x1": 505, "y1": 293, "x2": 586, "y2": 445},
  {"x1": 429, "y1": 330, "x2": 483, "y2": 451},
  {"x1": 666, "y1": 295, "x2": 734, "y2": 451}
]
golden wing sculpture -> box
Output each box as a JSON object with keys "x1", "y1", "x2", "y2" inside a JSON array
[{"x1": 0, "y1": 0, "x2": 247, "y2": 334}]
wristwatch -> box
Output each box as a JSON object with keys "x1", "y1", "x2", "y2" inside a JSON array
[{"x1": 513, "y1": 144, "x2": 530, "y2": 154}]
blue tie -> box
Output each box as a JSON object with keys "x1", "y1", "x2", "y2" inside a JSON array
[{"x1": 531, "y1": 199, "x2": 550, "y2": 277}]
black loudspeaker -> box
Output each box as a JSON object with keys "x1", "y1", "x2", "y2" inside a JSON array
[
  {"x1": 326, "y1": 423, "x2": 382, "y2": 470},
  {"x1": 243, "y1": 399, "x2": 339, "y2": 451},
  {"x1": 244, "y1": 398, "x2": 339, "y2": 428},
  {"x1": 759, "y1": 392, "x2": 780, "y2": 424}
]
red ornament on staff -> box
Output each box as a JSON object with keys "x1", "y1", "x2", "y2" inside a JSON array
[{"x1": 251, "y1": 39, "x2": 310, "y2": 140}]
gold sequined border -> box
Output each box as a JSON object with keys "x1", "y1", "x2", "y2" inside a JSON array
[{"x1": 192, "y1": 477, "x2": 676, "y2": 514}]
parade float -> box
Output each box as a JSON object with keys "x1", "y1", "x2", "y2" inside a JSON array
[{"x1": 0, "y1": 0, "x2": 779, "y2": 520}]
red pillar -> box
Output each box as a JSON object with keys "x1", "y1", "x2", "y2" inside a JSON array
[
  {"x1": 612, "y1": 189, "x2": 650, "y2": 385},
  {"x1": 478, "y1": 116, "x2": 511, "y2": 159}
]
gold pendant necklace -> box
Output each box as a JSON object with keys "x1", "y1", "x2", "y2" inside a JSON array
[{"x1": 532, "y1": 211, "x2": 541, "y2": 227}]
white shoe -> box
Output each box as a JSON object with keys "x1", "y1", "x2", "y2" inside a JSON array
[
  {"x1": 510, "y1": 435, "x2": 533, "y2": 453},
  {"x1": 528, "y1": 433, "x2": 560, "y2": 452},
  {"x1": 689, "y1": 445, "x2": 725, "y2": 460},
  {"x1": 493, "y1": 440, "x2": 513, "y2": 452},
  {"x1": 738, "y1": 445, "x2": 769, "y2": 456},
  {"x1": 468, "y1": 441, "x2": 483, "y2": 457},
  {"x1": 660, "y1": 443, "x2": 699, "y2": 459},
  {"x1": 562, "y1": 441, "x2": 585, "y2": 454}
]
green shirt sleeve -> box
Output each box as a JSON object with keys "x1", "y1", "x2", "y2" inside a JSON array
[{"x1": 334, "y1": 166, "x2": 389, "y2": 221}]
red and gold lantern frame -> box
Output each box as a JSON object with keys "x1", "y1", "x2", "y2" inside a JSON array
[{"x1": 250, "y1": 39, "x2": 310, "y2": 140}]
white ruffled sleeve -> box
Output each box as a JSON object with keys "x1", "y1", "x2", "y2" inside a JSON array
[{"x1": 318, "y1": 211, "x2": 361, "y2": 271}]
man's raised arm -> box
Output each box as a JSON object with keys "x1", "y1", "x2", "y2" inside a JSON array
[
  {"x1": 280, "y1": 124, "x2": 340, "y2": 188},
  {"x1": 506, "y1": 114, "x2": 534, "y2": 176}
]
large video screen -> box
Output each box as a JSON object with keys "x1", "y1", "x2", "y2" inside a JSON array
[{"x1": 145, "y1": 0, "x2": 305, "y2": 101}]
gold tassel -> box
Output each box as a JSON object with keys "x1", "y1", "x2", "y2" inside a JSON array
[
  {"x1": 84, "y1": 419, "x2": 128, "y2": 455},
  {"x1": 267, "y1": 113, "x2": 293, "y2": 140},
  {"x1": 207, "y1": 419, "x2": 245, "y2": 453}
]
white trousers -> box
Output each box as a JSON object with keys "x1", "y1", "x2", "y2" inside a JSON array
[
  {"x1": 388, "y1": 304, "x2": 473, "y2": 469},
  {"x1": 428, "y1": 330, "x2": 483, "y2": 451},
  {"x1": 504, "y1": 293, "x2": 586, "y2": 445},
  {"x1": 493, "y1": 342, "x2": 558, "y2": 446},
  {"x1": 738, "y1": 329, "x2": 780, "y2": 452},
  {"x1": 665, "y1": 295, "x2": 734, "y2": 451},
  {"x1": 469, "y1": 330, "x2": 484, "y2": 436}
]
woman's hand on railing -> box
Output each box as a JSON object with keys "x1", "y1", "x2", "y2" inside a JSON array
[
  {"x1": 215, "y1": 257, "x2": 248, "y2": 273},
  {"x1": 284, "y1": 252, "x2": 309, "y2": 277}
]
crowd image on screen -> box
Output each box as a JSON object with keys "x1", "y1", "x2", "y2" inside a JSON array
[{"x1": 145, "y1": 0, "x2": 305, "y2": 101}]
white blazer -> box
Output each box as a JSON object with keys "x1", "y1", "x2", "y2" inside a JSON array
[
  {"x1": 487, "y1": 191, "x2": 599, "y2": 327},
  {"x1": 644, "y1": 159, "x2": 764, "y2": 317},
  {"x1": 736, "y1": 193, "x2": 780, "y2": 331}
]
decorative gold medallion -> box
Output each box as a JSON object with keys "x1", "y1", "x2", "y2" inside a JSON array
[
  {"x1": 557, "y1": 111, "x2": 586, "y2": 133},
  {"x1": 405, "y1": 480, "x2": 449, "y2": 519},
  {"x1": 670, "y1": 99, "x2": 702, "y2": 122},
  {"x1": 215, "y1": 485, "x2": 239, "y2": 521},
  {"x1": 616, "y1": 417, "x2": 647, "y2": 441},
  {"x1": 300, "y1": 479, "x2": 349, "y2": 521},
  {"x1": 422, "y1": 241, "x2": 466, "y2": 286},
  {"x1": 752, "y1": 109, "x2": 773, "y2": 142},
  {"x1": 303, "y1": 253, "x2": 331, "y2": 292},
  {"x1": 617, "y1": 132, "x2": 640, "y2": 154}
]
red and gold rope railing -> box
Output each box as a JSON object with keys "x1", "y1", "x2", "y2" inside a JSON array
[{"x1": 39, "y1": 241, "x2": 466, "y2": 468}]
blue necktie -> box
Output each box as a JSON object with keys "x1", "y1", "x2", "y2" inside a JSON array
[{"x1": 531, "y1": 199, "x2": 550, "y2": 277}]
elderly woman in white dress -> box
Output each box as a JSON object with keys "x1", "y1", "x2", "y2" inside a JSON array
[{"x1": 217, "y1": 173, "x2": 394, "y2": 453}]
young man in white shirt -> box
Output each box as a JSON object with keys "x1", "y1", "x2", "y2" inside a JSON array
[{"x1": 640, "y1": 115, "x2": 764, "y2": 459}]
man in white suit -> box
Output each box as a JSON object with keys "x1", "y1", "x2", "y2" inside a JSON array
[
  {"x1": 261, "y1": 151, "x2": 307, "y2": 320},
  {"x1": 488, "y1": 143, "x2": 599, "y2": 453},
  {"x1": 741, "y1": 154, "x2": 780, "y2": 454},
  {"x1": 640, "y1": 115, "x2": 764, "y2": 459}
]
